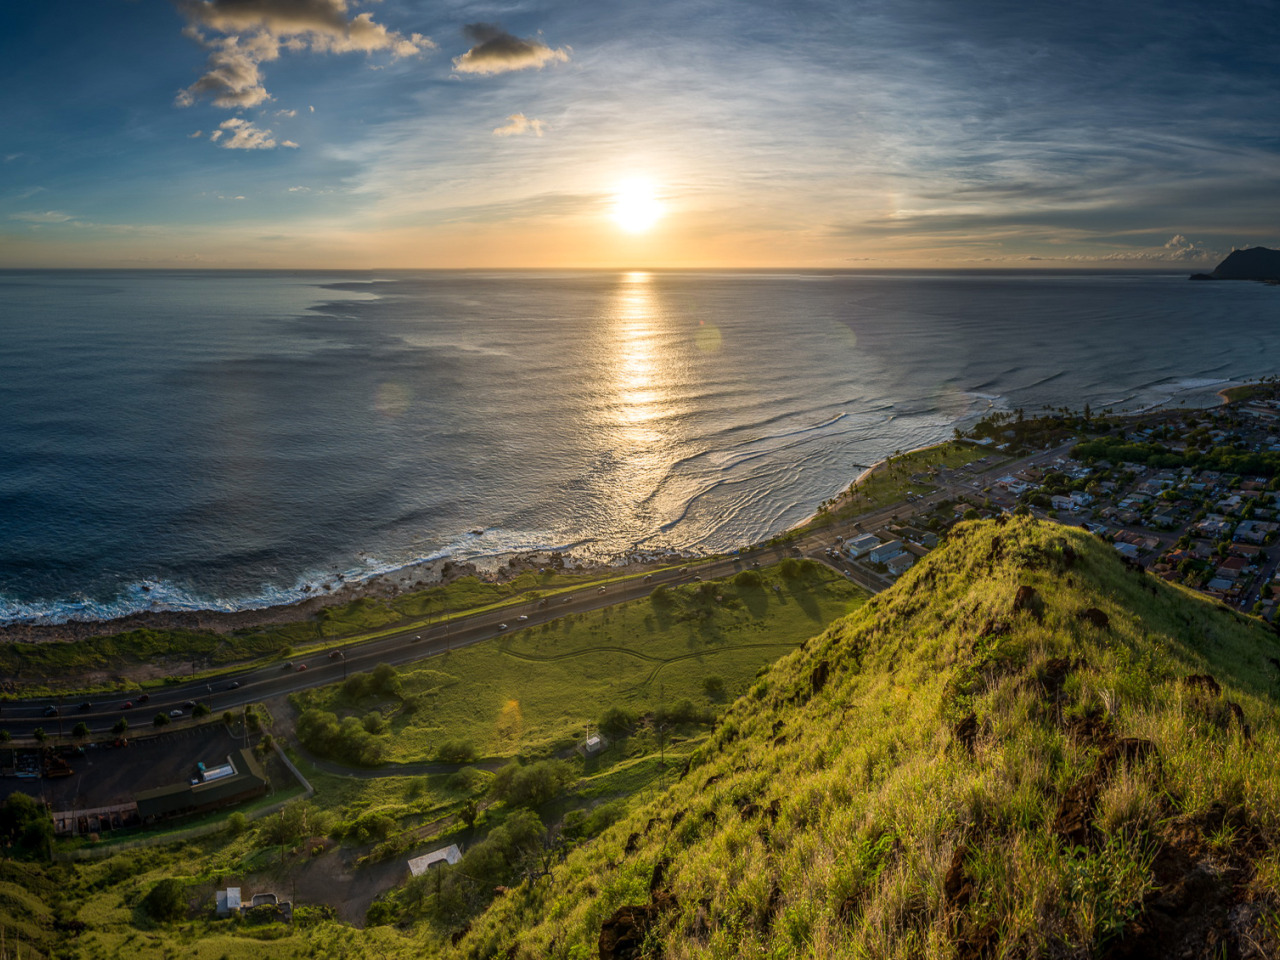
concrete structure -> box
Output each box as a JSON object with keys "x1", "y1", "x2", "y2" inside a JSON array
[
  {"x1": 216, "y1": 887, "x2": 242, "y2": 917},
  {"x1": 407, "y1": 844, "x2": 462, "y2": 876},
  {"x1": 578, "y1": 733, "x2": 608, "y2": 757},
  {"x1": 135, "y1": 748, "x2": 268, "y2": 824}
]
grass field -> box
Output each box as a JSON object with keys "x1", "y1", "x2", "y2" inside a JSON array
[
  {"x1": 785, "y1": 440, "x2": 1000, "y2": 538},
  {"x1": 297, "y1": 561, "x2": 867, "y2": 761}
]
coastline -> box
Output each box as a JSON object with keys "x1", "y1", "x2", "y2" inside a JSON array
[{"x1": 0, "y1": 377, "x2": 1261, "y2": 647}]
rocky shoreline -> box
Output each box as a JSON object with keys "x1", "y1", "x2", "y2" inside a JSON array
[{"x1": 0, "y1": 547, "x2": 691, "y2": 646}]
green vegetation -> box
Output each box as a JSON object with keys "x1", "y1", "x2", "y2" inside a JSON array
[
  {"x1": 458, "y1": 518, "x2": 1280, "y2": 958},
  {"x1": 295, "y1": 560, "x2": 865, "y2": 760},
  {"x1": 796, "y1": 440, "x2": 1000, "y2": 535},
  {"x1": 0, "y1": 568, "x2": 625, "y2": 695},
  {"x1": 10, "y1": 520, "x2": 1280, "y2": 957},
  {"x1": 1075, "y1": 434, "x2": 1280, "y2": 478}
]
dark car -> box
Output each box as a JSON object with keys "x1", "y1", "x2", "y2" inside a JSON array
[
  {"x1": 138, "y1": 693, "x2": 150, "y2": 703},
  {"x1": 43, "y1": 705, "x2": 59, "y2": 717},
  {"x1": 122, "y1": 701, "x2": 133, "y2": 709},
  {"x1": 182, "y1": 700, "x2": 196, "y2": 709},
  {"x1": 77, "y1": 701, "x2": 93, "y2": 712},
  {"x1": 228, "y1": 681, "x2": 241, "y2": 690}
]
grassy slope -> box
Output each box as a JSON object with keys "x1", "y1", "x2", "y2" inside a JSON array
[{"x1": 455, "y1": 517, "x2": 1280, "y2": 959}]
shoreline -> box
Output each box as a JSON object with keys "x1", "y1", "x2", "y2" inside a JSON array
[{"x1": 1, "y1": 377, "x2": 1261, "y2": 646}]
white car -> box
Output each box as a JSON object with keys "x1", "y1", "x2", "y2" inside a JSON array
[
  {"x1": 498, "y1": 623, "x2": 508, "y2": 630},
  {"x1": 517, "y1": 615, "x2": 529, "y2": 621}
]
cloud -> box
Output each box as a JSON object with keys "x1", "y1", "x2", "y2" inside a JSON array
[
  {"x1": 10, "y1": 210, "x2": 75, "y2": 223},
  {"x1": 216, "y1": 116, "x2": 279, "y2": 149},
  {"x1": 190, "y1": 130, "x2": 204, "y2": 138},
  {"x1": 282, "y1": 139, "x2": 300, "y2": 148},
  {"x1": 176, "y1": 0, "x2": 433, "y2": 110},
  {"x1": 287, "y1": 185, "x2": 310, "y2": 191},
  {"x1": 452, "y1": 23, "x2": 568, "y2": 76},
  {"x1": 493, "y1": 113, "x2": 545, "y2": 137}
]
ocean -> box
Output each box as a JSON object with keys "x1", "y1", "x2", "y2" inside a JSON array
[{"x1": 0, "y1": 269, "x2": 1274, "y2": 625}]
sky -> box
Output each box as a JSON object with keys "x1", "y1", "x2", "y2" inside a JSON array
[{"x1": 3, "y1": 0, "x2": 1280, "y2": 269}]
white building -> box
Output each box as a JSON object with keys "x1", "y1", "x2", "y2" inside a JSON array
[{"x1": 407, "y1": 844, "x2": 462, "y2": 876}]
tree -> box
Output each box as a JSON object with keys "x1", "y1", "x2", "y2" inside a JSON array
[
  {"x1": 0, "y1": 792, "x2": 54, "y2": 858},
  {"x1": 192, "y1": 702, "x2": 211, "y2": 719},
  {"x1": 141, "y1": 878, "x2": 187, "y2": 922},
  {"x1": 72, "y1": 721, "x2": 90, "y2": 740},
  {"x1": 598, "y1": 706, "x2": 637, "y2": 739},
  {"x1": 153, "y1": 713, "x2": 170, "y2": 728},
  {"x1": 112, "y1": 718, "x2": 129, "y2": 736},
  {"x1": 32, "y1": 728, "x2": 46, "y2": 744},
  {"x1": 702, "y1": 675, "x2": 726, "y2": 699}
]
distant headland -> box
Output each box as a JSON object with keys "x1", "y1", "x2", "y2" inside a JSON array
[{"x1": 1190, "y1": 245, "x2": 1280, "y2": 282}]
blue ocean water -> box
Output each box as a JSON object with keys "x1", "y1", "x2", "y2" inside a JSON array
[{"x1": 0, "y1": 269, "x2": 1275, "y2": 624}]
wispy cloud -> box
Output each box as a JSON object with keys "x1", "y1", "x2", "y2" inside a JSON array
[
  {"x1": 453, "y1": 23, "x2": 568, "y2": 76},
  {"x1": 10, "y1": 210, "x2": 76, "y2": 223},
  {"x1": 176, "y1": 0, "x2": 433, "y2": 110},
  {"x1": 493, "y1": 113, "x2": 545, "y2": 137}
]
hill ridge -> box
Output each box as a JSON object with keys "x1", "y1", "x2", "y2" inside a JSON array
[{"x1": 454, "y1": 517, "x2": 1280, "y2": 959}]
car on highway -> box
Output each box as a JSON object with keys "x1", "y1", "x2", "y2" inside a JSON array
[
  {"x1": 282, "y1": 661, "x2": 293, "y2": 670},
  {"x1": 121, "y1": 701, "x2": 133, "y2": 710},
  {"x1": 597, "y1": 586, "x2": 606, "y2": 593},
  {"x1": 77, "y1": 701, "x2": 93, "y2": 712},
  {"x1": 644, "y1": 574, "x2": 653, "y2": 581},
  {"x1": 517, "y1": 615, "x2": 529, "y2": 621},
  {"x1": 296, "y1": 663, "x2": 307, "y2": 671},
  {"x1": 498, "y1": 623, "x2": 508, "y2": 630},
  {"x1": 228, "y1": 681, "x2": 241, "y2": 690},
  {"x1": 138, "y1": 693, "x2": 150, "y2": 703},
  {"x1": 43, "y1": 705, "x2": 59, "y2": 717},
  {"x1": 169, "y1": 709, "x2": 183, "y2": 718},
  {"x1": 182, "y1": 700, "x2": 196, "y2": 709},
  {"x1": 562, "y1": 596, "x2": 572, "y2": 604}
]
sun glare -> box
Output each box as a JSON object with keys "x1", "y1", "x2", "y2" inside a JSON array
[{"x1": 611, "y1": 180, "x2": 663, "y2": 233}]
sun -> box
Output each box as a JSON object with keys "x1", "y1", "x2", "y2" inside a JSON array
[{"x1": 611, "y1": 179, "x2": 663, "y2": 233}]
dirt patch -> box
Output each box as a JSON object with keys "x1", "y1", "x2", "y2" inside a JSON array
[
  {"x1": 1012, "y1": 585, "x2": 1043, "y2": 620},
  {"x1": 1104, "y1": 806, "x2": 1275, "y2": 960},
  {"x1": 1079, "y1": 607, "x2": 1110, "y2": 629},
  {"x1": 599, "y1": 859, "x2": 678, "y2": 960}
]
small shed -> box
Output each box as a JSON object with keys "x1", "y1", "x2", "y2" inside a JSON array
[
  {"x1": 216, "y1": 887, "x2": 241, "y2": 917},
  {"x1": 407, "y1": 844, "x2": 462, "y2": 876},
  {"x1": 578, "y1": 733, "x2": 608, "y2": 757}
]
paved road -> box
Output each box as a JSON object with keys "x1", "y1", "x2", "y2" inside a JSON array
[{"x1": 0, "y1": 440, "x2": 1076, "y2": 742}]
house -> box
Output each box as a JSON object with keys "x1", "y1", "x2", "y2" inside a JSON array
[
  {"x1": 1050, "y1": 495, "x2": 1077, "y2": 513},
  {"x1": 1115, "y1": 543, "x2": 1140, "y2": 560},
  {"x1": 844, "y1": 534, "x2": 881, "y2": 559},
  {"x1": 868, "y1": 541, "x2": 906, "y2": 565},
  {"x1": 886, "y1": 553, "x2": 914, "y2": 577},
  {"x1": 407, "y1": 844, "x2": 463, "y2": 876}
]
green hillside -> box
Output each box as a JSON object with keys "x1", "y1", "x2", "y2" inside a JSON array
[{"x1": 454, "y1": 517, "x2": 1280, "y2": 958}]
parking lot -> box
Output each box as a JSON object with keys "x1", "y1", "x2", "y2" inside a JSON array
[{"x1": 0, "y1": 724, "x2": 267, "y2": 812}]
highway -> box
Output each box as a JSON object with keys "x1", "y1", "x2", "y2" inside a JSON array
[{"x1": 0, "y1": 440, "x2": 1072, "y2": 741}]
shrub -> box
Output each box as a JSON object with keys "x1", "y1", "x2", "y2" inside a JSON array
[
  {"x1": 153, "y1": 713, "x2": 170, "y2": 728},
  {"x1": 490, "y1": 760, "x2": 574, "y2": 808},
  {"x1": 226, "y1": 812, "x2": 247, "y2": 837},
  {"x1": 141, "y1": 878, "x2": 187, "y2": 922},
  {"x1": 702, "y1": 675, "x2": 726, "y2": 699},
  {"x1": 733, "y1": 569, "x2": 762, "y2": 588},
  {"x1": 598, "y1": 706, "x2": 638, "y2": 740},
  {"x1": 436, "y1": 739, "x2": 478, "y2": 764}
]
